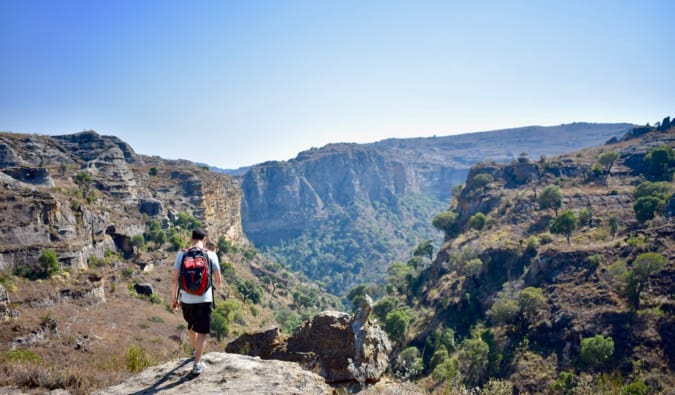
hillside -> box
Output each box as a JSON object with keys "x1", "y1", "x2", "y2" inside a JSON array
[
  {"x1": 240, "y1": 123, "x2": 633, "y2": 295},
  {"x1": 0, "y1": 131, "x2": 339, "y2": 394},
  {"x1": 361, "y1": 124, "x2": 674, "y2": 394}
]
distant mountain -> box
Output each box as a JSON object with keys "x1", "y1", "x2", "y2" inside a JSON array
[{"x1": 240, "y1": 123, "x2": 634, "y2": 294}]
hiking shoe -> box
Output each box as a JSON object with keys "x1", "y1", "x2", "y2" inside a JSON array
[{"x1": 192, "y1": 361, "x2": 205, "y2": 375}]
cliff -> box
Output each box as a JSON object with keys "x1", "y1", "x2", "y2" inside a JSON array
[
  {"x1": 240, "y1": 123, "x2": 633, "y2": 294},
  {"x1": 0, "y1": 130, "x2": 245, "y2": 272}
]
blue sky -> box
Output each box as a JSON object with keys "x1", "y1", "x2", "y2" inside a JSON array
[{"x1": 1, "y1": 0, "x2": 673, "y2": 169}]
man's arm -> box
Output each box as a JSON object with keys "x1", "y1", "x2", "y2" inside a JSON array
[{"x1": 171, "y1": 267, "x2": 180, "y2": 309}]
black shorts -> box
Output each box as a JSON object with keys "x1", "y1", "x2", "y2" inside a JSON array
[{"x1": 181, "y1": 302, "x2": 212, "y2": 334}]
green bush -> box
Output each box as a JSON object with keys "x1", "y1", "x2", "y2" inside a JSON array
[
  {"x1": 551, "y1": 371, "x2": 576, "y2": 394},
  {"x1": 125, "y1": 344, "x2": 156, "y2": 373},
  {"x1": 580, "y1": 335, "x2": 614, "y2": 368},
  {"x1": 520, "y1": 287, "x2": 546, "y2": 317},
  {"x1": 620, "y1": 378, "x2": 650, "y2": 395},
  {"x1": 487, "y1": 298, "x2": 519, "y2": 324},
  {"x1": 432, "y1": 210, "x2": 459, "y2": 235},
  {"x1": 469, "y1": 212, "x2": 487, "y2": 230},
  {"x1": 578, "y1": 208, "x2": 590, "y2": 228},
  {"x1": 463, "y1": 258, "x2": 483, "y2": 278},
  {"x1": 384, "y1": 308, "x2": 413, "y2": 344},
  {"x1": 432, "y1": 357, "x2": 458, "y2": 383},
  {"x1": 633, "y1": 196, "x2": 664, "y2": 222},
  {"x1": 38, "y1": 249, "x2": 60, "y2": 278},
  {"x1": 644, "y1": 145, "x2": 674, "y2": 180},
  {"x1": 550, "y1": 210, "x2": 577, "y2": 244},
  {"x1": 538, "y1": 185, "x2": 563, "y2": 215},
  {"x1": 457, "y1": 337, "x2": 489, "y2": 386}
]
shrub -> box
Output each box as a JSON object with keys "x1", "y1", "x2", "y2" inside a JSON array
[
  {"x1": 633, "y1": 196, "x2": 664, "y2": 222},
  {"x1": 633, "y1": 181, "x2": 671, "y2": 200},
  {"x1": 587, "y1": 254, "x2": 602, "y2": 272},
  {"x1": 539, "y1": 233, "x2": 554, "y2": 245},
  {"x1": 432, "y1": 210, "x2": 459, "y2": 235},
  {"x1": 620, "y1": 378, "x2": 650, "y2": 395},
  {"x1": 525, "y1": 235, "x2": 540, "y2": 252},
  {"x1": 395, "y1": 347, "x2": 423, "y2": 378},
  {"x1": 469, "y1": 212, "x2": 487, "y2": 230},
  {"x1": 38, "y1": 249, "x2": 60, "y2": 278},
  {"x1": 580, "y1": 335, "x2": 614, "y2": 368},
  {"x1": 519, "y1": 287, "x2": 546, "y2": 317},
  {"x1": 463, "y1": 258, "x2": 483, "y2": 278},
  {"x1": 125, "y1": 344, "x2": 156, "y2": 373},
  {"x1": 457, "y1": 337, "x2": 489, "y2": 386},
  {"x1": 473, "y1": 173, "x2": 494, "y2": 189},
  {"x1": 432, "y1": 357, "x2": 458, "y2": 383},
  {"x1": 384, "y1": 308, "x2": 413, "y2": 344},
  {"x1": 488, "y1": 298, "x2": 519, "y2": 324},
  {"x1": 551, "y1": 371, "x2": 576, "y2": 394},
  {"x1": 644, "y1": 145, "x2": 674, "y2": 180},
  {"x1": 578, "y1": 208, "x2": 590, "y2": 228}
]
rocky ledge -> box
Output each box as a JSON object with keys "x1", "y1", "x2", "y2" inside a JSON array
[{"x1": 93, "y1": 352, "x2": 333, "y2": 395}]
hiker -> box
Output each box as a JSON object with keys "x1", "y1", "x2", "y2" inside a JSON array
[{"x1": 171, "y1": 228, "x2": 222, "y2": 375}]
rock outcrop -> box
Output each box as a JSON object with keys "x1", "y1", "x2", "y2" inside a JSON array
[
  {"x1": 0, "y1": 130, "x2": 246, "y2": 272},
  {"x1": 93, "y1": 352, "x2": 333, "y2": 395},
  {"x1": 227, "y1": 307, "x2": 391, "y2": 384}
]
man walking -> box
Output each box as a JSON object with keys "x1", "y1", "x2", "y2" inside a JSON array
[{"x1": 171, "y1": 228, "x2": 222, "y2": 375}]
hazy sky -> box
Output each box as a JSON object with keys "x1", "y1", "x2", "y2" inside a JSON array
[{"x1": 1, "y1": 1, "x2": 673, "y2": 169}]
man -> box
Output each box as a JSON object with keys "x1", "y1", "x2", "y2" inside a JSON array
[{"x1": 171, "y1": 228, "x2": 222, "y2": 375}]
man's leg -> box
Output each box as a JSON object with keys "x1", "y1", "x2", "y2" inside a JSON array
[
  {"x1": 194, "y1": 332, "x2": 207, "y2": 363},
  {"x1": 188, "y1": 329, "x2": 197, "y2": 354}
]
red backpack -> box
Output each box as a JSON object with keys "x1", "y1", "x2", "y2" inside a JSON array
[{"x1": 179, "y1": 247, "x2": 212, "y2": 295}]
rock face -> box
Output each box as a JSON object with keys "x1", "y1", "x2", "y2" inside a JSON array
[
  {"x1": 240, "y1": 123, "x2": 633, "y2": 294},
  {"x1": 93, "y1": 352, "x2": 333, "y2": 395},
  {"x1": 0, "y1": 130, "x2": 246, "y2": 272},
  {"x1": 227, "y1": 308, "x2": 392, "y2": 383}
]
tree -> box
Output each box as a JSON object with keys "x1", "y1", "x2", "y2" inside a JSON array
[
  {"x1": 608, "y1": 214, "x2": 619, "y2": 238},
  {"x1": 487, "y1": 298, "x2": 519, "y2": 324},
  {"x1": 472, "y1": 173, "x2": 494, "y2": 190},
  {"x1": 432, "y1": 211, "x2": 459, "y2": 236},
  {"x1": 597, "y1": 151, "x2": 619, "y2": 174},
  {"x1": 457, "y1": 337, "x2": 489, "y2": 386},
  {"x1": 346, "y1": 284, "x2": 373, "y2": 312},
  {"x1": 519, "y1": 286, "x2": 546, "y2": 318},
  {"x1": 633, "y1": 181, "x2": 672, "y2": 200},
  {"x1": 623, "y1": 252, "x2": 666, "y2": 310},
  {"x1": 469, "y1": 212, "x2": 487, "y2": 230},
  {"x1": 633, "y1": 196, "x2": 664, "y2": 222},
  {"x1": 550, "y1": 210, "x2": 577, "y2": 244},
  {"x1": 538, "y1": 185, "x2": 563, "y2": 215},
  {"x1": 413, "y1": 240, "x2": 433, "y2": 260},
  {"x1": 644, "y1": 145, "x2": 674, "y2": 180},
  {"x1": 463, "y1": 258, "x2": 483, "y2": 278},
  {"x1": 236, "y1": 279, "x2": 262, "y2": 304},
  {"x1": 384, "y1": 308, "x2": 413, "y2": 344},
  {"x1": 580, "y1": 335, "x2": 614, "y2": 368}
]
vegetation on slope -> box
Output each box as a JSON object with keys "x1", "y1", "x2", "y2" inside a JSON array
[{"x1": 349, "y1": 121, "x2": 674, "y2": 394}]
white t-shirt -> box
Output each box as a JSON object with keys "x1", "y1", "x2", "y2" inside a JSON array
[{"x1": 174, "y1": 248, "x2": 220, "y2": 304}]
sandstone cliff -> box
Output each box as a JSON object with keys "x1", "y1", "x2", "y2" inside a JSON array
[{"x1": 0, "y1": 130, "x2": 245, "y2": 272}]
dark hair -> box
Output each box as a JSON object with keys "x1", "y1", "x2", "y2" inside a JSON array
[{"x1": 191, "y1": 228, "x2": 208, "y2": 240}]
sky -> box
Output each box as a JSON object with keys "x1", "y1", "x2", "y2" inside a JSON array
[{"x1": 1, "y1": 0, "x2": 674, "y2": 169}]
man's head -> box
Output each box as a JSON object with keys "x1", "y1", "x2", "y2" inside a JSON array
[{"x1": 191, "y1": 228, "x2": 208, "y2": 241}]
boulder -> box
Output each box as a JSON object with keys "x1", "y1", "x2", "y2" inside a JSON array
[
  {"x1": 227, "y1": 303, "x2": 391, "y2": 383},
  {"x1": 93, "y1": 352, "x2": 332, "y2": 395},
  {"x1": 134, "y1": 283, "x2": 154, "y2": 296}
]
